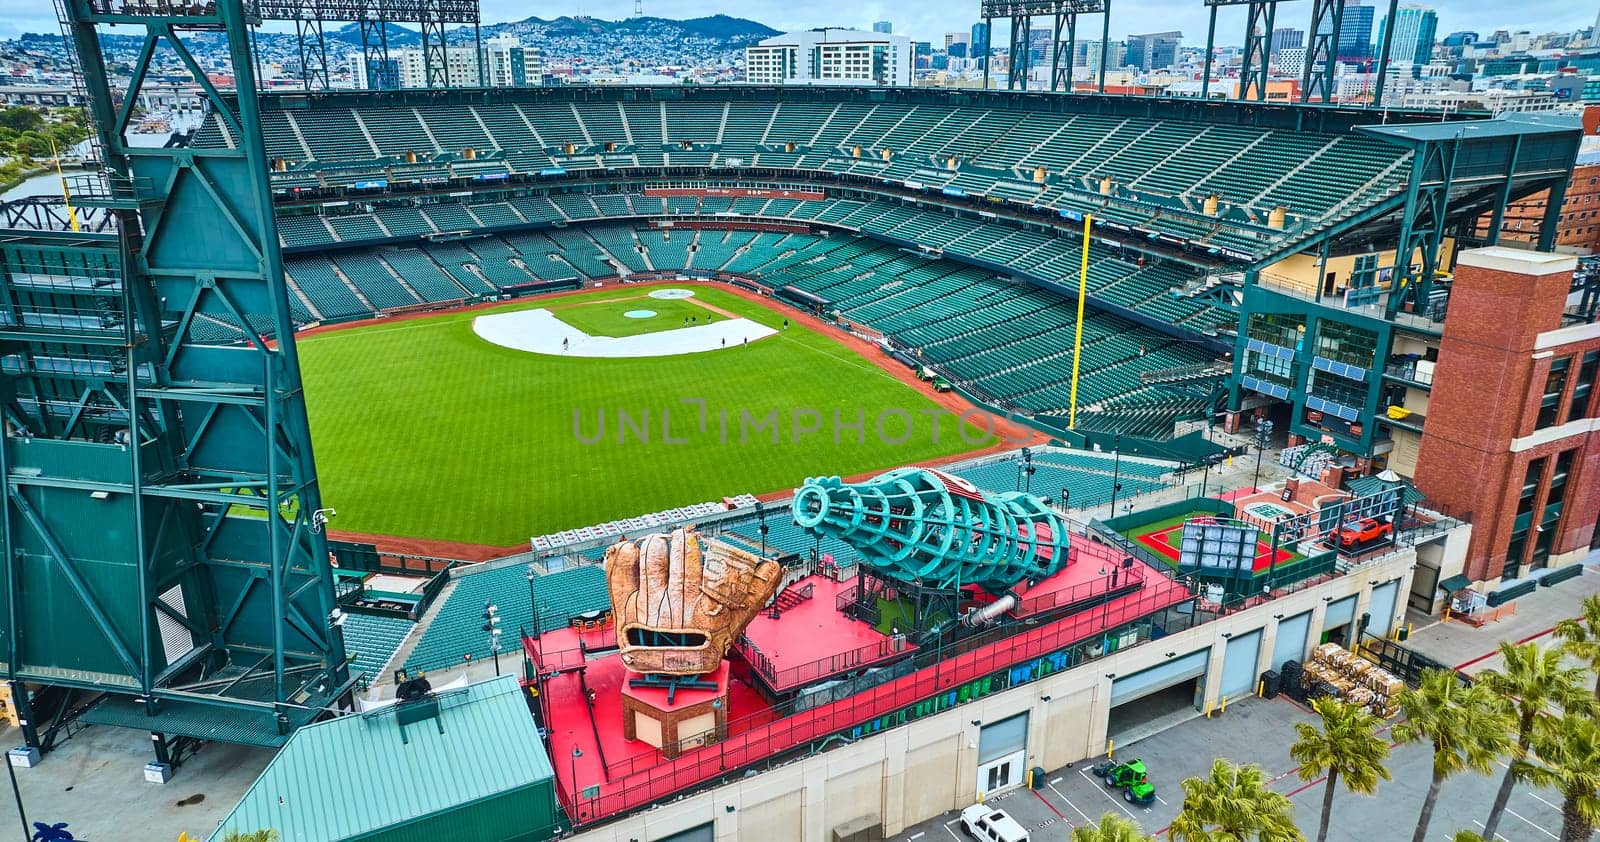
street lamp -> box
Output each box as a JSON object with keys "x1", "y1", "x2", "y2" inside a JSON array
[
  {"x1": 1252, "y1": 419, "x2": 1275, "y2": 492},
  {"x1": 1108, "y1": 434, "x2": 1124, "y2": 514},
  {"x1": 570, "y1": 745, "x2": 583, "y2": 809},
  {"x1": 482, "y1": 602, "x2": 501, "y2": 676},
  {"x1": 526, "y1": 565, "x2": 539, "y2": 637}
]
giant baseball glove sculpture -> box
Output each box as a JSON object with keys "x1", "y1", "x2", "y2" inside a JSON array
[{"x1": 605, "y1": 526, "x2": 782, "y2": 676}]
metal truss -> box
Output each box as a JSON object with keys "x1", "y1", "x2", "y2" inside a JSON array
[
  {"x1": 1204, "y1": 0, "x2": 1277, "y2": 101},
  {"x1": 1300, "y1": 0, "x2": 1343, "y2": 103},
  {"x1": 244, "y1": 0, "x2": 481, "y2": 91},
  {"x1": 980, "y1": 0, "x2": 1107, "y2": 93},
  {"x1": 0, "y1": 0, "x2": 352, "y2": 745},
  {"x1": 1386, "y1": 141, "x2": 1456, "y2": 318},
  {"x1": 251, "y1": 0, "x2": 477, "y2": 21},
  {"x1": 1007, "y1": 14, "x2": 1032, "y2": 90},
  {"x1": 1050, "y1": 12, "x2": 1076, "y2": 92}
]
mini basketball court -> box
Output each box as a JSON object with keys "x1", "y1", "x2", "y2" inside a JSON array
[{"x1": 1130, "y1": 514, "x2": 1300, "y2": 574}]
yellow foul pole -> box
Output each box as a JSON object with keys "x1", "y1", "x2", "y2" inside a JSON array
[
  {"x1": 1068, "y1": 214, "x2": 1092, "y2": 429},
  {"x1": 50, "y1": 137, "x2": 80, "y2": 233}
]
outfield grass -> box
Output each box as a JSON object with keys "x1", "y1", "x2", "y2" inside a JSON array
[
  {"x1": 299, "y1": 286, "x2": 992, "y2": 546},
  {"x1": 550, "y1": 297, "x2": 710, "y2": 338}
]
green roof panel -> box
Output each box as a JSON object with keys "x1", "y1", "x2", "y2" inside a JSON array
[{"x1": 209, "y1": 676, "x2": 551, "y2": 842}]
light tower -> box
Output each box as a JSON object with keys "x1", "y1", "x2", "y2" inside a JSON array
[{"x1": 0, "y1": 0, "x2": 354, "y2": 771}]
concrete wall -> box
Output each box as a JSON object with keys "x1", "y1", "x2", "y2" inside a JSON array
[{"x1": 567, "y1": 550, "x2": 1418, "y2": 842}]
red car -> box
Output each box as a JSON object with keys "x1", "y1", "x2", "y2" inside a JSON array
[{"x1": 1336, "y1": 518, "x2": 1393, "y2": 548}]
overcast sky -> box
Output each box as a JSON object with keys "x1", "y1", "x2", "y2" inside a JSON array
[{"x1": 1, "y1": 0, "x2": 1594, "y2": 49}]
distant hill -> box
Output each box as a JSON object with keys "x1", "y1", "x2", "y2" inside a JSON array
[{"x1": 16, "y1": 13, "x2": 779, "y2": 60}]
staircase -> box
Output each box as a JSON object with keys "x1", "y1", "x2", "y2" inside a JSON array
[
  {"x1": 769, "y1": 582, "x2": 815, "y2": 616},
  {"x1": 1138, "y1": 362, "x2": 1231, "y2": 386}
]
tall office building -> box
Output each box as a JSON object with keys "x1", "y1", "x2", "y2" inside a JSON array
[
  {"x1": 873, "y1": 21, "x2": 893, "y2": 33},
  {"x1": 1028, "y1": 28, "x2": 1053, "y2": 65},
  {"x1": 745, "y1": 28, "x2": 914, "y2": 86},
  {"x1": 1270, "y1": 28, "x2": 1305, "y2": 57},
  {"x1": 480, "y1": 34, "x2": 542, "y2": 87},
  {"x1": 1075, "y1": 39, "x2": 1125, "y2": 71},
  {"x1": 1126, "y1": 31, "x2": 1182, "y2": 71},
  {"x1": 1378, "y1": 5, "x2": 1438, "y2": 69},
  {"x1": 1332, "y1": 0, "x2": 1375, "y2": 63},
  {"x1": 395, "y1": 45, "x2": 481, "y2": 88},
  {"x1": 971, "y1": 22, "x2": 990, "y2": 60},
  {"x1": 387, "y1": 34, "x2": 541, "y2": 88}
]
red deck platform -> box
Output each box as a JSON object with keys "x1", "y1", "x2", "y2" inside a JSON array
[
  {"x1": 525, "y1": 546, "x2": 1194, "y2": 827},
  {"x1": 737, "y1": 575, "x2": 914, "y2": 693},
  {"x1": 1008, "y1": 539, "x2": 1144, "y2": 617}
]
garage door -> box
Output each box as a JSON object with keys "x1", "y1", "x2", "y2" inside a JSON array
[
  {"x1": 1219, "y1": 630, "x2": 1263, "y2": 698},
  {"x1": 979, "y1": 713, "x2": 1029, "y2": 764},
  {"x1": 1324, "y1": 594, "x2": 1358, "y2": 629},
  {"x1": 657, "y1": 823, "x2": 714, "y2": 842},
  {"x1": 1366, "y1": 581, "x2": 1400, "y2": 638},
  {"x1": 1272, "y1": 611, "x2": 1312, "y2": 670},
  {"x1": 1110, "y1": 650, "x2": 1209, "y2": 706}
]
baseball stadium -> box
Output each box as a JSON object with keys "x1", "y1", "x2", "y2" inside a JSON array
[{"x1": 1, "y1": 2, "x2": 1593, "y2": 841}]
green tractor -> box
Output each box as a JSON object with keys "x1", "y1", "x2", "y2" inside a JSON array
[{"x1": 1091, "y1": 759, "x2": 1157, "y2": 805}]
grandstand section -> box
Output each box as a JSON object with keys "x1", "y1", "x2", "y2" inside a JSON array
[
  {"x1": 284, "y1": 223, "x2": 1214, "y2": 424},
  {"x1": 209, "y1": 89, "x2": 1424, "y2": 262},
  {"x1": 230, "y1": 87, "x2": 1579, "y2": 462}
]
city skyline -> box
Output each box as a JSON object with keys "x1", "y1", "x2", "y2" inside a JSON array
[{"x1": 0, "y1": 0, "x2": 1594, "y2": 52}]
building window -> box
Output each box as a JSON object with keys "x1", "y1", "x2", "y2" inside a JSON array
[
  {"x1": 1312, "y1": 320, "x2": 1378, "y2": 370},
  {"x1": 1503, "y1": 456, "x2": 1546, "y2": 580},
  {"x1": 1546, "y1": 449, "x2": 1575, "y2": 509},
  {"x1": 1570, "y1": 349, "x2": 1599, "y2": 423},
  {"x1": 1537, "y1": 356, "x2": 1571, "y2": 429},
  {"x1": 1537, "y1": 450, "x2": 1576, "y2": 571},
  {"x1": 1504, "y1": 532, "x2": 1529, "y2": 580},
  {"x1": 1515, "y1": 457, "x2": 1544, "y2": 517},
  {"x1": 1247, "y1": 312, "x2": 1302, "y2": 350}
]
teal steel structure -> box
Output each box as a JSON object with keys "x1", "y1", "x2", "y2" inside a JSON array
[
  {"x1": 1228, "y1": 116, "x2": 1582, "y2": 456},
  {"x1": 793, "y1": 468, "x2": 1069, "y2": 593},
  {"x1": 0, "y1": 0, "x2": 350, "y2": 757}
]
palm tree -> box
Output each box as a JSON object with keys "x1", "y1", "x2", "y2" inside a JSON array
[
  {"x1": 1523, "y1": 710, "x2": 1600, "y2": 842},
  {"x1": 1170, "y1": 758, "x2": 1304, "y2": 842},
  {"x1": 1450, "y1": 833, "x2": 1486, "y2": 842},
  {"x1": 220, "y1": 832, "x2": 280, "y2": 842},
  {"x1": 1289, "y1": 696, "x2": 1392, "y2": 842},
  {"x1": 1394, "y1": 669, "x2": 1514, "y2": 842},
  {"x1": 1071, "y1": 813, "x2": 1157, "y2": 842},
  {"x1": 1475, "y1": 640, "x2": 1590, "y2": 840},
  {"x1": 1555, "y1": 594, "x2": 1600, "y2": 699}
]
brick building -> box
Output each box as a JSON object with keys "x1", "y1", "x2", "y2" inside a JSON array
[
  {"x1": 1414, "y1": 247, "x2": 1600, "y2": 584},
  {"x1": 1481, "y1": 153, "x2": 1600, "y2": 253},
  {"x1": 1477, "y1": 106, "x2": 1600, "y2": 253}
]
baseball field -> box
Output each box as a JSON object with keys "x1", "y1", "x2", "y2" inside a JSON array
[{"x1": 297, "y1": 284, "x2": 997, "y2": 547}]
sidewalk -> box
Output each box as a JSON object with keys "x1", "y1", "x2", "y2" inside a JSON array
[{"x1": 1402, "y1": 557, "x2": 1600, "y2": 677}]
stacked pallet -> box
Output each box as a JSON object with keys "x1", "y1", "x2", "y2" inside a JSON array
[
  {"x1": 1302, "y1": 643, "x2": 1403, "y2": 718},
  {"x1": 0, "y1": 684, "x2": 18, "y2": 729}
]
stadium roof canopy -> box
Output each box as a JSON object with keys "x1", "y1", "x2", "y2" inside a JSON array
[{"x1": 1363, "y1": 111, "x2": 1582, "y2": 142}]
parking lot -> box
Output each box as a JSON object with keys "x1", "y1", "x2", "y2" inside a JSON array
[{"x1": 892, "y1": 694, "x2": 1566, "y2": 841}]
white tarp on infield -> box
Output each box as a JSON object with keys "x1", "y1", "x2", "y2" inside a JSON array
[{"x1": 472, "y1": 307, "x2": 777, "y2": 358}]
